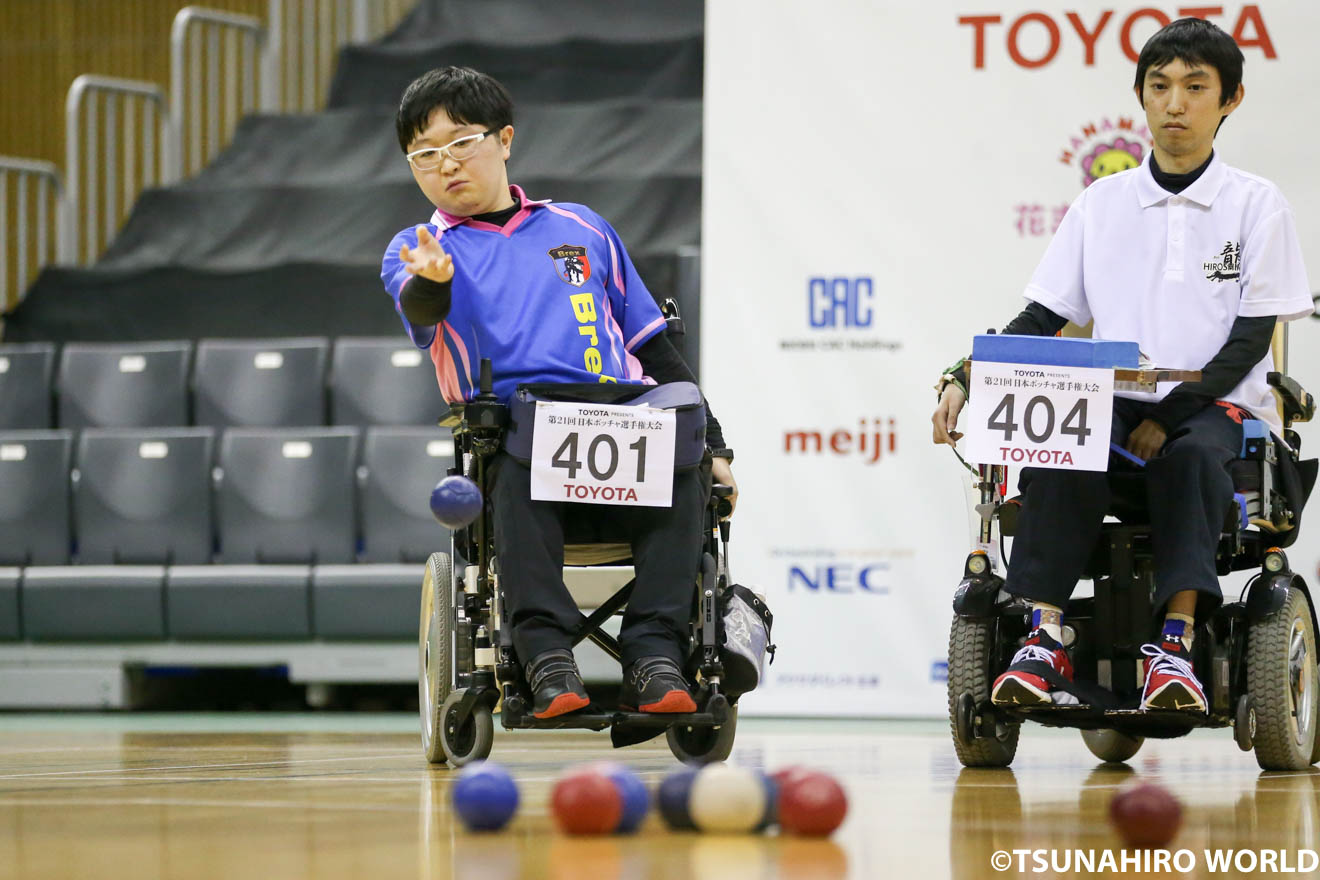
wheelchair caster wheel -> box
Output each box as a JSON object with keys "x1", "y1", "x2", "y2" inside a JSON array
[
  {"x1": 440, "y1": 691, "x2": 494, "y2": 767},
  {"x1": 666, "y1": 706, "x2": 738, "y2": 764},
  {"x1": 954, "y1": 693, "x2": 977, "y2": 747},
  {"x1": 1080, "y1": 728, "x2": 1143, "y2": 763},
  {"x1": 419, "y1": 552, "x2": 453, "y2": 764},
  {"x1": 1235, "y1": 695, "x2": 1256, "y2": 752},
  {"x1": 1246, "y1": 584, "x2": 1318, "y2": 769},
  {"x1": 948, "y1": 616, "x2": 1019, "y2": 767}
]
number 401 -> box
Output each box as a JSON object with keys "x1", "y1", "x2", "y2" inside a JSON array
[
  {"x1": 552, "y1": 433, "x2": 648, "y2": 481},
  {"x1": 987, "y1": 394, "x2": 1091, "y2": 445}
]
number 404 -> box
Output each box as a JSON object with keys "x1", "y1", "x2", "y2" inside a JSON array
[{"x1": 987, "y1": 395, "x2": 1091, "y2": 445}]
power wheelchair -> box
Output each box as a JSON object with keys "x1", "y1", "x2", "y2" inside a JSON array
[
  {"x1": 417, "y1": 357, "x2": 756, "y2": 767},
  {"x1": 948, "y1": 333, "x2": 1320, "y2": 771}
]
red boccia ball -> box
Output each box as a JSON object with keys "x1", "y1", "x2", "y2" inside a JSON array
[
  {"x1": 1109, "y1": 780, "x2": 1183, "y2": 848},
  {"x1": 551, "y1": 769, "x2": 623, "y2": 835},
  {"x1": 778, "y1": 770, "x2": 848, "y2": 837}
]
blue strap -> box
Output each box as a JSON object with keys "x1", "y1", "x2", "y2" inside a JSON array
[
  {"x1": 1109, "y1": 442, "x2": 1146, "y2": 468},
  {"x1": 1232, "y1": 493, "x2": 1249, "y2": 530}
]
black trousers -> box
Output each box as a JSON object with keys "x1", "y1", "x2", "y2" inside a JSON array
[
  {"x1": 1005, "y1": 398, "x2": 1244, "y2": 615},
  {"x1": 488, "y1": 452, "x2": 705, "y2": 668}
]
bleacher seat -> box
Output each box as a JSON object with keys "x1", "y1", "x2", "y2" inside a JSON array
[
  {"x1": 329, "y1": 336, "x2": 445, "y2": 425},
  {"x1": 216, "y1": 427, "x2": 358, "y2": 564},
  {"x1": 360, "y1": 426, "x2": 451, "y2": 563},
  {"x1": 73, "y1": 428, "x2": 215, "y2": 564},
  {"x1": 21, "y1": 566, "x2": 166, "y2": 640},
  {"x1": 166, "y1": 565, "x2": 311, "y2": 639},
  {"x1": 194, "y1": 337, "x2": 329, "y2": 427},
  {"x1": 311, "y1": 565, "x2": 417, "y2": 638},
  {"x1": 0, "y1": 342, "x2": 56, "y2": 429},
  {"x1": 57, "y1": 341, "x2": 191, "y2": 428},
  {"x1": 0, "y1": 430, "x2": 72, "y2": 565}
]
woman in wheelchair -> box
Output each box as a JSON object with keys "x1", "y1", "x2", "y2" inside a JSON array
[
  {"x1": 931, "y1": 18, "x2": 1314, "y2": 722},
  {"x1": 380, "y1": 66, "x2": 738, "y2": 726}
]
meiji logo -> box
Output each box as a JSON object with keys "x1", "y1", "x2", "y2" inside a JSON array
[
  {"x1": 783, "y1": 417, "x2": 897, "y2": 465},
  {"x1": 1204, "y1": 241, "x2": 1241, "y2": 282},
  {"x1": 1014, "y1": 369, "x2": 1045, "y2": 377},
  {"x1": 959, "y1": 6, "x2": 1277, "y2": 70},
  {"x1": 788, "y1": 563, "x2": 890, "y2": 594}
]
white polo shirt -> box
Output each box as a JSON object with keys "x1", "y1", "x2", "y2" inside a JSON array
[{"x1": 1024, "y1": 153, "x2": 1313, "y2": 437}]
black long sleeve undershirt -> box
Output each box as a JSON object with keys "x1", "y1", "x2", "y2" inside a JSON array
[
  {"x1": 399, "y1": 274, "x2": 452, "y2": 326},
  {"x1": 1147, "y1": 314, "x2": 1276, "y2": 432},
  {"x1": 633, "y1": 331, "x2": 726, "y2": 450}
]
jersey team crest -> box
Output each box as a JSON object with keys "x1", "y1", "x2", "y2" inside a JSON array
[{"x1": 548, "y1": 244, "x2": 592, "y2": 287}]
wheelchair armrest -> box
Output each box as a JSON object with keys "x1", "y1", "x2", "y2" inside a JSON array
[
  {"x1": 712, "y1": 484, "x2": 734, "y2": 498},
  {"x1": 1268, "y1": 372, "x2": 1314, "y2": 426}
]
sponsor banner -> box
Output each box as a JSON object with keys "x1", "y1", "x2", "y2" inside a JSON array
[{"x1": 703, "y1": 1, "x2": 1320, "y2": 717}]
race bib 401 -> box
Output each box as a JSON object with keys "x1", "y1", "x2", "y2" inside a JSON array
[{"x1": 530, "y1": 400, "x2": 677, "y2": 506}]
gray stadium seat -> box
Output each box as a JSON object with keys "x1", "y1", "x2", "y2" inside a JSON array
[
  {"x1": 216, "y1": 427, "x2": 358, "y2": 564},
  {"x1": 0, "y1": 568, "x2": 18, "y2": 640},
  {"x1": 0, "y1": 342, "x2": 56, "y2": 429},
  {"x1": 21, "y1": 566, "x2": 166, "y2": 640},
  {"x1": 311, "y1": 565, "x2": 417, "y2": 639},
  {"x1": 73, "y1": 428, "x2": 215, "y2": 564},
  {"x1": 360, "y1": 427, "x2": 452, "y2": 563},
  {"x1": 166, "y1": 565, "x2": 311, "y2": 639},
  {"x1": 57, "y1": 341, "x2": 191, "y2": 428},
  {"x1": 0, "y1": 430, "x2": 72, "y2": 565},
  {"x1": 329, "y1": 336, "x2": 445, "y2": 425},
  {"x1": 194, "y1": 337, "x2": 329, "y2": 427}
]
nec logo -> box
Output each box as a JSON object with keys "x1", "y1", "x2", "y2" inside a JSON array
[
  {"x1": 788, "y1": 564, "x2": 890, "y2": 594},
  {"x1": 808, "y1": 277, "x2": 873, "y2": 328}
]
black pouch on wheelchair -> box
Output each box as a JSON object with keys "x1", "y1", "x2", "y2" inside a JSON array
[
  {"x1": 502, "y1": 381, "x2": 708, "y2": 469},
  {"x1": 721, "y1": 584, "x2": 775, "y2": 697}
]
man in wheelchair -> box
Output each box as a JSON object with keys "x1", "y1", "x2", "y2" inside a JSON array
[
  {"x1": 931, "y1": 19, "x2": 1313, "y2": 719},
  {"x1": 380, "y1": 67, "x2": 738, "y2": 724}
]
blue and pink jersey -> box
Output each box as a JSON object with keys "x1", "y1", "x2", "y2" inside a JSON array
[{"x1": 381, "y1": 185, "x2": 666, "y2": 404}]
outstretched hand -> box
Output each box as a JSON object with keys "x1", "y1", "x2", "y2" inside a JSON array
[{"x1": 399, "y1": 225, "x2": 454, "y2": 283}]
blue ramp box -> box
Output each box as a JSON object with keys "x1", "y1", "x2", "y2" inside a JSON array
[{"x1": 972, "y1": 334, "x2": 1139, "y2": 368}]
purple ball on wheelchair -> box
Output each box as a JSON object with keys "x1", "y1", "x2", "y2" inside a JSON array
[{"x1": 429, "y1": 475, "x2": 483, "y2": 529}]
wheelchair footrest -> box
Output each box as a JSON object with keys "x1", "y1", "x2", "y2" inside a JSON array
[
  {"x1": 1001, "y1": 704, "x2": 1231, "y2": 737},
  {"x1": 500, "y1": 705, "x2": 730, "y2": 732}
]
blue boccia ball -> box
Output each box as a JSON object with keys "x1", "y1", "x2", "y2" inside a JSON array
[
  {"x1": 430, "y1": 475, "x2": 483, "y2": 530},
  {"x1": 657, "y1": 766, "x2": 699, "y2": 831},
  {"x1": 598, "y1": 763, "x2": 649, "y2": 833},
  {"x1": 452, "y1": 761, "x2": 519, "y2": 832}
]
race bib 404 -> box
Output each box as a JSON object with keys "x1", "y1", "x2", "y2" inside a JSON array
[
  {"x1": 965, "y1": 362, "x2": 1114, "y2": 472},
  {"x1": 530, "y1": 400, "x2": 677, "y2": 506}
]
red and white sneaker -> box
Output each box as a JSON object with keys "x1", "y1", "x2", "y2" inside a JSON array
[
  {"x1": 992, "y1": 629, "x2": 1075, "y2": 706},
  {"x1": 1140, "y1": 642, "x2": 1208, "y2": 712}
]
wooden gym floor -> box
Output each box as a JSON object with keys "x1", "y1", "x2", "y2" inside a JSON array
[{"x1": 0, "y1": 714, "x2": 1317, "y2": 879}]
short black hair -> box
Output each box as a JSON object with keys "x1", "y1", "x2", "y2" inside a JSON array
[
  {"x1": 1134, "y1": 17, "x2": 1243, "y2": 107},
  {"x1": 395, "y1": 66, "x2": 514, "y2": 152}
]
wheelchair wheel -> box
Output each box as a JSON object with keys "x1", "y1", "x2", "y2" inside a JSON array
[
  {"x1": 948, "y1": 615, "x2": 1018, "y2": 768},
  {"x1": 666, "y1": 707, "x2": 737, "y2": 764},
  {"x1": 419, "y1": 552, "x2": 452, "y2": 765},
  {"x1": 1247, "y1": 585, "x2": 1319, "y2": 770},
  {"x1": 440, "y1": 691, "x2": 495, "y2": 767},
  {"x1": 1080, "y1": 729, "x2": 1144, "y2": 764}
]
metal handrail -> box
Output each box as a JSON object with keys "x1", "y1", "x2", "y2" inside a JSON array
[
  {"x1": 63, "y1": 75, "x2": 169, "y2": 266},
  {"x1": 0, "y1": 157, "x2": 61, "y2": 310},
  {"x1": 170, "y1": 6, "x2": 264, "y2": 181}
]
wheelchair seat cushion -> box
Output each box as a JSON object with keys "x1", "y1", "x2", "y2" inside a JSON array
[{"x1": 503, "y1": 381, "x2": 707, "y2": 468}]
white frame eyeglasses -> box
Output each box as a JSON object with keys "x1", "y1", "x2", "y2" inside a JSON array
[{"x1": 405, "y1": 128, "x2": 500, "y2": 171}]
